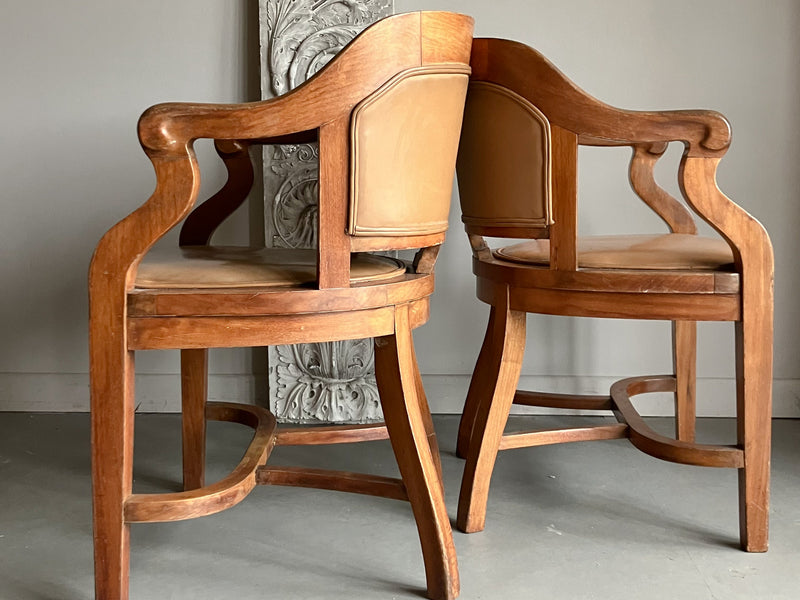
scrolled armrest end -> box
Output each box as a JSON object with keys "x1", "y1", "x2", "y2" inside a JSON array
[{"x1": 137, "y1": 103, "x2": 192, "y2": 156}]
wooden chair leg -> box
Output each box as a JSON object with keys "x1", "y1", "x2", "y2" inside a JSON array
[
  {"x1": 672, "y1": 320, "x2": 697, "y2": 442},
  {"x1": 375, "y1": 304, "x2": 459, "y2": 600},
  {"x1": 456, "y1": 307, "x2": 498, "y2": 459},
  {"x1": 181, "y1": 348, "x2": 208, "y2": 490},
  {"x1": 91, "y1": 347, "x2": 135, "y2": 600},
  {"x1": 410, "y1": 339, "x2": 444, "y2": 485},
  {"x1": 735, "y1": 314, "x2": 772, "y2": 552},
  {"x1": 457, "y1": 297, "x2": 526, "y2": 534}
]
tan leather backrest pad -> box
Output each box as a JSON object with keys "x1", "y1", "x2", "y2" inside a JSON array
[
  {"x1": 348, "y1": 65, "x2": 470, "y2": 237},
  {"x1": 457, "y1": 81, "x2": 553, "y2": 231}
]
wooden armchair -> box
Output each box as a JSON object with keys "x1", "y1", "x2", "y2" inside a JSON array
[
  {"x1": 454, "y1": 39, "x2": 773, "y2": 552},
  {"x1": 89, "y1": 12, "x2": 473, "y2": 600}
]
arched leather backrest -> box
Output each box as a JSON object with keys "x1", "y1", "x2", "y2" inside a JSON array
[
  {"x1": 348, "y1": 64, "x2": 471, "y2": 237},
  {"x1": 456, "y1": 81, "x2": 553, "y2": 236}
]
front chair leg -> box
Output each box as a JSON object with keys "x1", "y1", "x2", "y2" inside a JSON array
[
  {"x1": 375, "y1": 304, "x2": 459, "y2": 600},
  {"x1": 456, "y1": 307, "x2": 498, "y2": 459},
  {"x1": 672, "y1": 320, "x2": 697, "y2": 442},
  {"x1": 409, "y1": 337, "x2": 444, "y2": 485},
  {"x1": 91, "y1": 347, "x2": 135, "y2": 600},
  {"x1": 181, "y1": 348, "x2": 208, "y2": 490},
  {"x1": 735, "y1": 314, "x2": 772, "y2": 552},
  {"x1": 457, "y1": 298, "x2": 526, "y2": 534}
]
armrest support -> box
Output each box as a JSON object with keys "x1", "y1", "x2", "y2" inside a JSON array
[{"x1": 629, "y1": 143, "x2": 697, "y2": 234}]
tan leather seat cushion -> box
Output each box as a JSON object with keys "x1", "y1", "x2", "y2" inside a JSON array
[
  {"x1": 135, "y1": 246, "x2": 407, "y2": 289},
  {"x1": 494, "y1": 234, "x2": 735, "y2": 270}
]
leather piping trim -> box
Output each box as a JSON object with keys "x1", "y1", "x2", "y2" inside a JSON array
[
  {"x1": 348, "y1": 63, "x2": 472, "y2": 236},
  {"x1": 468, "y1": 80, "x2": 554, "y2": 227}
]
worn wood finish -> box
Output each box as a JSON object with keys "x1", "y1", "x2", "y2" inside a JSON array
[
  {"x1": 610, "y1": 376, "x2": 743, "y2": 468},
  {"x1": 127, "y1": 302, "x2": 429, "y2": 350},
  {"x1": 351, "y1": 232, "x2": 446, "y2": 253},
  {"x1": 129, "y1": 273, "x2": 434, "y2": 317},
  {"x1": 549, "y1": 126, "x2": 578, "y2": 271},
  {"x1": 317, "y1": 116, "x2": 352, "y2": 289},
  {"x1": 90, "y1": 153, "x2": 200, "y2": 600},
  {"x1": 455, "y1": 306, "x2": 498, "y2": 459},
  {"x1": 90, "y1": 12, "x2": 473, "y2": 599},
  {"x1": 679, "y1": 157, "x2": 774, "y2": 552},
  {"x1": 512, "y1": 390, "x2": 613, "y2": 411},
  {"x1": 454, "y1": 37, "x2": 774, "y2": 553},
  {"x1": 125, "y1": 402, "x2": 277, "y2": 523},
  {"x1": 498, "y1": 423, "x2": 629, "y2": 450},
  {"x1": 409, "y1": 326, "x2": 444, "y2": 484},
  {"x1": 179, "y1": 140, "x2": 254, "y2": 246},
  {"x1": 457, "y1": 292, "x2": 526, "y2": 534},
  {"x1": 375, "y1": 304, "x2": 459, "y2": 600},
  {"x1": 181, "y1": 348, "x2": 208, "y2": 490},
  {"x1": 629, "y1": 143, "x2": 697, "y2": 235},
  {"x1": 413, "y1": 245, "x2": 442, "y2": 275},
  {"x1": 672, "y1": 320, "x2": 697, "y2": 442},
  {"x1": 476, "y1": 277, "x2": 740, "y2": 322},
  {"x1": 275, "y1": 423, "x2": 389, "y2": 446},
  {"x1": 256, "y1": 466, "x2": 408, "y2": 501},
  {"x1": 472, "y1": 256, "x2": 740, "y2": 295}
]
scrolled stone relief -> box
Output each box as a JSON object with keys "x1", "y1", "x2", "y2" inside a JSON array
[
  {"x1": 272, "y1": 340, "x2": 382, "y2": 422},
  {"x1": 259, "y1": 0, "x2": 393, "y2": 423},
  {"x1": 269, "y1": 143, "x2": 320, "y2": 249}
]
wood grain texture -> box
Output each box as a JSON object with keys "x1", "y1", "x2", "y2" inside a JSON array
[
  {"x1": 629, "y1": 143, "x2": 697, "y2": 234},
  {"x1": 476, "y1": 277, "x2": 740, "y2": 322},
  {"x1": 317, "y1": 116, "x2": 352, "y2": 289},
  {"x1": 456, "y1": 306, "x2": 498, "y2": 459},
  {"x1": 468, "y1": 38, "x2": 731, "y2": 158},
  {"x1": 125, "y1": 402, "x2": 276, "y2": 523},
  {"x1": 128, "y1": 308, "x2": 397, "y2": 350},
  {"x1": 679, "y1": 157, "x2": 774, "y2": 551},
  {"x1": 181, "y1": 348, "x2": 208, "y2": 490},
  {"x1": 472, "y1": 256, "x2": 740, "y2": 295},
  {"x1": 672, "y1": 320, "x2": 697, "y2": 442},
  {"x1": 457, "y1": 291, "x2": 526, "y2": 534},
  {"x1": 549, "y1": 125, "x2": 578, "y2": 270},
  {"x1": 351, "y1": 232, "x2": 446, "y2": 252},
  {"x1": 276, "y1": 423, "x2": 389, "y2": 446},
  {"x1": 375, "y1": 304, "x2": 459, "y2": 600},
  {"x1": 256, "y1": 466, "x2": 407, "y2": 501},
  {"x1": 512, "y1": 390, "x2": 613, "y2": 411},
  {"x1": 128, "y1": 274, "x2": 434, "y2": 317},
  {"x1": 610, "y1": 376, "x2": 743, "y2": 468},
  {"x1": 498, "y1": 424, "x2": 628, "y2": 450}
]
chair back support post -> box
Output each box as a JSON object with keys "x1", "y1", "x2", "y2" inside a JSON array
[
  {"x1": 549, "y1": 126, "x2": 578, "y2": 271},
  {"x1": 318, "y1": 116, "x2": 353, "y2": 289}
]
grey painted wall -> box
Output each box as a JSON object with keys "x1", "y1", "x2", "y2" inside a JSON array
[{"x1": 2, "y1": 1, "x2": 798, "y2": 416}]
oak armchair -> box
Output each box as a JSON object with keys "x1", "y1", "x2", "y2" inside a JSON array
[
  {"x1": 89, "y1": 12, "x2": 473, "y2": 600},
  {"x1": 455, "y1": 38, "x2": 773, "y2": 552}
]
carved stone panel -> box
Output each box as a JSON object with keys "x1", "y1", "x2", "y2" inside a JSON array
[{"x1": 259, "y1": 0, "x2": 393, "y2": 423}]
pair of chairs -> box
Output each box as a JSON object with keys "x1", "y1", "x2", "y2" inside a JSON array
[{"x1": 89, "y1": 10, "x2": 773, "y2": 600}]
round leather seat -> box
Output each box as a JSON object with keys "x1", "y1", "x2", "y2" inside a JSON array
[
  {"x1": 135, "y1": 246, "x2": 407, "y2": 289},
  {"x1": 494, "y1": 234, "x2": 735, "y2": 271}
]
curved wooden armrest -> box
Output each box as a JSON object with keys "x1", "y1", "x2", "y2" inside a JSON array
[
  {"x1": 471, "y1": 38, "x2": 731, "y2": 157},
  {"x1": 139, "y1": 11, "x2": 455, "y2": 156}
]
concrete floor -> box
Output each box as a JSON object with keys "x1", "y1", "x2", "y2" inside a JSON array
[{"x1": 0, "y1": 413, "x2": 798, "y2": 599}]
